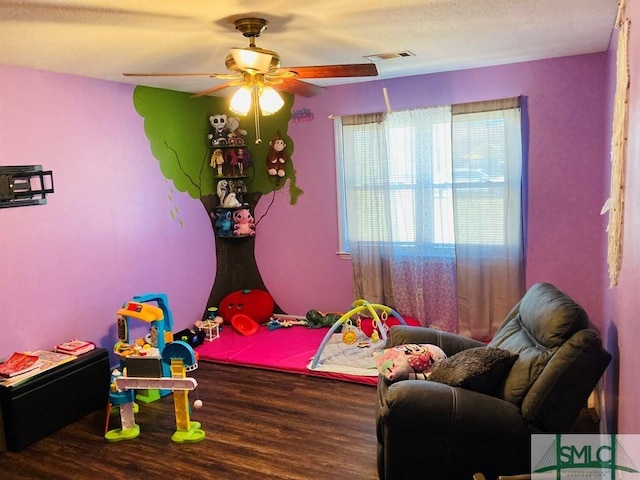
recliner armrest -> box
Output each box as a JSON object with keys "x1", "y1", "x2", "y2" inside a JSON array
[
  {"x1": 380, "y1": 380, "x2": 526, "y2": 431},
  {"x1": 377, "y1": 380, "x2": 536, "y2": 479},
  {"x1": 388, "y1": 325, "x2": 485, "y2": 355}
]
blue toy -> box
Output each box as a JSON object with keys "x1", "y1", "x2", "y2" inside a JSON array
[
  {"x1": 213, "y1": 209, "x2": 234, "y2": 237},
  {"x1": 113, "y1": 293, "x2": 174, "y2": 403},
  {"x1": 106, "y1": 294, "x2": 205, "y2": 443}
]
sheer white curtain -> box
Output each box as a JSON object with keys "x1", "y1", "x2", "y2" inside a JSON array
[
  {"x1": 342, "y1": 107, "x2": 458, "y2": 332},
  {"x1": 452, "y1": 103, "x2": 525, "y2": 339},
  {"x1": 339, "y1": 99, "x2": 524, "y2": 338},
  {"x1": 342, "y1": 113, "x2": 395, "y2": 305}
]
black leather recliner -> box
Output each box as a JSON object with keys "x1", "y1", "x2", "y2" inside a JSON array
[{"x1": 376, "y1": 282, "x2": 612, "y2": 480}]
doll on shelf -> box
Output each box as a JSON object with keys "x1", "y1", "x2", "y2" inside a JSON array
[{"x1": 210, "y1": 148, "x2": 225, "y2": 176}]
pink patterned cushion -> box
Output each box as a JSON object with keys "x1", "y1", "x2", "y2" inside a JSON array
[{"x1": 374, "y1": 344, "x2": 447, "y2": 382}]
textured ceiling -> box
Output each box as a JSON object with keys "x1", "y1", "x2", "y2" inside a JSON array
[{"x1": 0, "y1": 0, "x2": 619, "y2": 95}]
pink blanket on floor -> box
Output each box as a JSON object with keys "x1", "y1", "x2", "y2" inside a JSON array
[{"x1": 195, "y1": 324, "x2": 378, "y2": 386}]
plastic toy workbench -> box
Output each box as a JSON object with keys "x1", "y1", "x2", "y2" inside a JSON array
[{"x1": 0, "y1": 348, "x2": 110, "y2": 451}]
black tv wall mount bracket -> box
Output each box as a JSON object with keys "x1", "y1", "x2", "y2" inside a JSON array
[{"x1": 0, "y1": 165, "x2": 54, "y2": 208}]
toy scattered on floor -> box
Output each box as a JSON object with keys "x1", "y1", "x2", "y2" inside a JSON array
[
  {"x1": 173, "y1": 323, "x2": 206, "y2": 348},
  {"x1": 197, "y1": 307, "x2": 224, "y2": 341},
  {"x1": 267, "y1": 314, "x2": 308, "y2": 331},
  {"x1": 264, "y1": 311, "x2": 343, "y2": 331},
  {"x1": 197, "y1": 319, "x2": 221, "y2": 341},
  {"x1": 195, "y1": 307, "x2": 224, "y2": 342},
  {"x1": 206, "y1": 306, "x2": 219, "y2": 321},
  {"x1": 309, "y1": 299, "x2": 408, "y2": 372},
  {"x1": 105, "y1": 293, "x2": 205, "y2": 444},
  {"x1": 217, "y1": 289, "x2": 275, "y2": 325},
  {"x1": 231, "y1": 313, "x2": 260, "y2": 336},
  {"x1": 105, "y1": 341, "x2": 205, "y2": 444},
  {"x1": 305, "y1": 309, "x2": 343, "y2": 328}
]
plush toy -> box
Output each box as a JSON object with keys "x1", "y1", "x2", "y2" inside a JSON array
[
  {"x1": 216, "y1": 179, "x2": 241, "y2": 208},
  {"x1": 266, "y1": 130, "x2": 288, "y2": 177},
  {"x1": 226, "y1": 178, "x2": 246, "y2": 204},
  {"x1": 218, "y1": 289, "x2": 275, "y2": 324},
  {"x1": 232, "y1": 208, "x2": 256, "y2": 236},
  {"x1": 305, "y1": 309, "x2": 343, "y2": 328},
  {"x1": 213, "y1": 209, "x2": 233, "y2": 237},
  {"x1": 207, "y1": 114, "x2": 229, "y2": 146},
  {"x1": 226, "y1": 116, "x2": 247, "y2": 145}
]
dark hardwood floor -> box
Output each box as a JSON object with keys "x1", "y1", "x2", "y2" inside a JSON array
[{"x1": 0, "y1": 362, "x2": 380, "y2": 480}]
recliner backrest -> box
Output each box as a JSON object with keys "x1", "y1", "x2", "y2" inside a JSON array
[{"x1": 488, "y1": 282, "x2": 610, "y2": 431}]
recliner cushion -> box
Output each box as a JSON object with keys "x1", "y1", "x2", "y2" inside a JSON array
[{"x1": 428, "y1": 347, "x2": 518, "y2": 394}]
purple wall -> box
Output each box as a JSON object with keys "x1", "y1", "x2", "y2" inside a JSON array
[
  {"x1": 0, "y1": 66, "x2": 214, "y2": 357},
  {"x1": 264, "y1": 54, "x2": 607, "y2": 326},
  {"x1": 601, "y1": 0, "x2": 640, "y2": 434},
  {"x1": 1, "y1": 53, "x2": 610, "y2": 391}
]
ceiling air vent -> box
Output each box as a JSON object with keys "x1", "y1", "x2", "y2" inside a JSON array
[{"x1": 364, "y1": 51, "x2": 415, "y2": 61}]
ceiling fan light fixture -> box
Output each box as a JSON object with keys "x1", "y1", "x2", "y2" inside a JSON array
[
  {"x1": 230, "y1": 48, "x2": 275, "y2": 74},
  {"x1": 259, "y1": 86, "x2": 284, "y2": 116},
  {"x1": 230, "y1": 85, "x2": 253, "y2": 116}
]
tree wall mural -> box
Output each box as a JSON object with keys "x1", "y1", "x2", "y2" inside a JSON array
[{"x1": 132, "y1": 86, "x2": 302, "y2": 316}]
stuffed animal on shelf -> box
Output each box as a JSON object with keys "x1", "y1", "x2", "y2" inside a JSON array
[
  {"x1": 212, "y1": 209, "x2": 233, "y2": 237},
  {"x1": 216, "y1": 179, "x2": 241, "y2": 208},
  {"x1": 226, "y1": 178, "x2": 246, "y2": 204},
  {"x1": 207, "y1": 114, "x2": 229, "y2": 146},
  {"x1": 226, "y1": 116, "x2": 247, "y2": 145},
  {"x1": 266, "y1": 130, "x2": 288, "y2": 177},
  {"x1": 232, "y1": 208, "x2": 256, "y2": 236}
]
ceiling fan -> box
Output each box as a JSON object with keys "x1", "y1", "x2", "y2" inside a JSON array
[{"x1": 123, "y1": 17, "x2": 378, "y2": 99}]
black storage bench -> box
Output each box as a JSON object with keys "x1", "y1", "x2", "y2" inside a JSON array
[{"x1": 0, "y1": 347, "x2": 111, "y2": 451}]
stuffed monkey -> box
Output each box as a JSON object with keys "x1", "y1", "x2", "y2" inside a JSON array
[{"x1": 266, "y1": 131, "x2": 288, "y2": 177}]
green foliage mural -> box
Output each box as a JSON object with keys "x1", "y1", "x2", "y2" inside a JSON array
[
  {"x1": 132, "y1": 85, "x2": 300, "y2": 314},
  {"x1": 133, "y1": 86, "x2": 301, "y2": 202}
]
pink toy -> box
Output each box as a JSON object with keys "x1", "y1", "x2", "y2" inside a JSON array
[{"x1": 232, "y1": 208, "x2": 255, "y2": 236}]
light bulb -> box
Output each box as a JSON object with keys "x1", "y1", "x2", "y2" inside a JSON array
[
  {"x1": 230, "y1": 86, "x2": 252, "y2": 116},
  {"x1": 259, "y1": 86, "x2": 284, "y2": 116},
  {"x1": 230, "y1": 48, "x2": 274, "y2": 73}
]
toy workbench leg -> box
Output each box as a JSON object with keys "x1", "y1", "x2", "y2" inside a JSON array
[{"x1": 104, "y1": 402, "x2": 140, "y2": 442}]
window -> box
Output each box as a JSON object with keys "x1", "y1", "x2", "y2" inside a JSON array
[
  {"x1": 336, "y1": 99, "x2": 524, "y2": 338},
  {"x1": 335, "y1": 100, "x2": 522, "y2": 256}
]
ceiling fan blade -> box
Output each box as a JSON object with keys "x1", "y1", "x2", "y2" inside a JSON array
[
  {"x1": 272, "y1": 78, "x2": 325, "y2": 98},
  {"x1": 191, "y1": 81, "x2": 238, "y2": 98},
  {"x1": 281, "y1": 63, "x2": 378, "y2": 79},
  {"x1": 123, "y1": 72, "x2": 227, "y2": 78}
]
